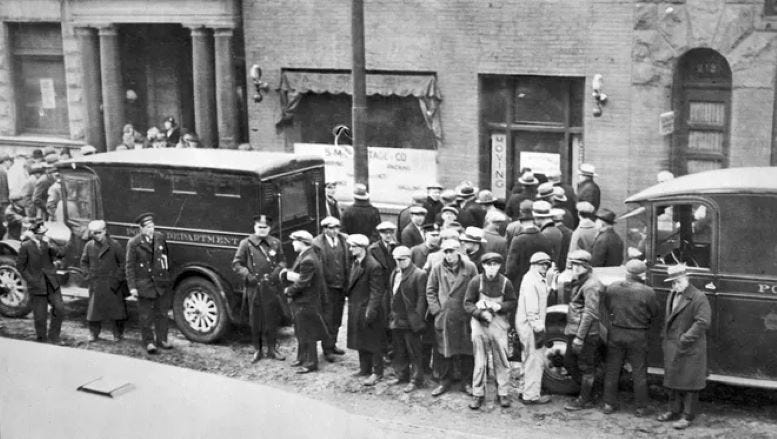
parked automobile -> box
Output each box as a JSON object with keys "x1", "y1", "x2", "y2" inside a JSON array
[
  {"x1": 542, "y1": 167, "x2": 777, "y2": 393},
  {"x1": 0, "y1": 149, "x2": 326, "y2": 343}
]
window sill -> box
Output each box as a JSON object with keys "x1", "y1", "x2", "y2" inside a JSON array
[{"x1": 0, "y1": 134, "x2": 83, "y2": 149}]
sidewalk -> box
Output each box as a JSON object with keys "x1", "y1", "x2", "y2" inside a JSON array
[{"x1": 0, "y1": 337, "x2": 481, "y2": 439}]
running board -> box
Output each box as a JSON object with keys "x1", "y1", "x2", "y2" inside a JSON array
[{"x1": 648, "y1": 367, "x2": 777, "y2": 390}]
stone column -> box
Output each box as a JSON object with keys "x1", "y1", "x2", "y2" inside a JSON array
[
  {"x1": 214, "y1": 28, "x2": 237, "y2": 149},
  {"x1": 75, "y1": 27, "x2": 105, "y2": 151},
  {"x1": 98, "y1": 25, "x2": 125, "y2": 150},
  {"x1": 190, "y1": 26, "x2": 217, "y2": 148}
]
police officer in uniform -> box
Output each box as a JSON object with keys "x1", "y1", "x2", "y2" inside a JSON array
[
  {"x1": 232, "y1": 214, "x2": 287, "y2": 363},
  {"x1": 126, "y1": 212, "x2": 172, "y2": 354}
]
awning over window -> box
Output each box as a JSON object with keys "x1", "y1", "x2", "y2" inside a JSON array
[
  {"x1": 278, "y1": 71, "x2": 441, "y2": 99},
  {"x1": 276, "y1": 70, "x2": 443, "y2": 149}
]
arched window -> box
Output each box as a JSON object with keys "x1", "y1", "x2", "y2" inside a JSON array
[{"x1": 672, "y1": 49, "x2": 732, "y2": 175}]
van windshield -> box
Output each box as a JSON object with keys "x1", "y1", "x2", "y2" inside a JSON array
[
  {"x1": 654, "y1": 202, "x2": 712, "y2": 268},
  {"x1": 63, "y1": 173, "x2": 98, "y2": 221}
]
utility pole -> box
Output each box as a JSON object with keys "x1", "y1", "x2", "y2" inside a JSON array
[{"x1": 352, "y1": 0, "x2": 368, "y2": 187}]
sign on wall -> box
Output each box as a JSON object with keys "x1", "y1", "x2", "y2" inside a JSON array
[
  {"x1": 490, "y1": 133, "x2": 507, "y2": 199},
  {"x1": 294, "y1": 143, "x2": 437, "y2": 205},
  {"x1": 659, "y1": 111, "x2": 675, "y2": 136},
  {"x1": 520, "y1": 151, "x2": 560, "y2": 177}
]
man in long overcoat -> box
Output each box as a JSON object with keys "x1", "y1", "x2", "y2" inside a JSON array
[
  {"x1": 80, "y1": 220, "x2": 127, "y2": 342},
  {"x1": 232, "y1": 214, "x2": 287, "y2": 362},
  {"x1": 591, "y1": 208, "x2": 624, "y2": 267},
  {"x1": 284, "y1": 230, "x2": 330, "y2": 374},
  {"x1": 569, "y1": 201, "x2": 598, "y2": 254},
  {"x1": 341, "y1": 183, "x2": 381, "y2": 242},
  {"x1": 312, "y1": 216, "x2": 350, "y2": 357},
  {"x1": 410, "y1": 223, "x2": 441, "y2": 269},
  {"x1": 126, "y1": 212, "x2": 172, "y2": 354},
  {"x1": 577, "y1": 163, "x2": 601, "y2": 211},
  {"x1": 345, "y1": 234, "x2": 388, "y2": 385},
  {"x1": 657, "y1": 264, "x2": 711, "y2": 430},
  {"x1": 426, "y1": 239, "x2": 479, "y2": 397},
  {"x1": 17, "y1": 219, "x2": 67, "y2": 343},
  {"x1": 505, "y1": 210, "x2": 553, "y2": 291}
]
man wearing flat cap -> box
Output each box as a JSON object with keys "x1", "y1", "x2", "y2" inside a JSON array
[
  {"x1": 569, "y1": 201, "x2": 598, "y2": 255},
  {"x1": 17, "y1": 219, "x2": 67, "y2": 343},
  {"x1": 126, "y1": 212, "x2": 172, "y2": 354},
  {"x1": 312, "y1": 216, "x2": 350, "y2": 358},
  {"x1": 516, "y1": 251, "x2": 553, "y2": 405},
  {"x1": 463, "y1": 252, "x2": 517, "y2": 409},
  {"x1": 591, "y1": 208, "x2": 624, "y2": 267},
  {"x1": 345, "y1": 234, "x2": 388, "y2": 385},
  {"x1": 423, "y1": 182, "x2": 444, "y2": 225},
  {"x1": 602, "y1": 259, "x2": 659, "y2": 416},
  {"x1": 284, "y1": 230, "x2": 330, "y2": 374},
  {"x1": 563, "y1": 250, "x2": 605, "y2": 411},
  {"x1": 577, "y1": 163, "x2": 601, "y2": 210},
  {"x1": 657, "y1": 264, "x2": 711, "y2": 430},
  {"x1": 506, "y1": 204, "x2": 553, "y2": 291},
  {"x1": 396, "y1": 191, "x2": 427, "y2": 243},
  {"x1": 341, "y1": 183, "x2": 381, "y2": 242},
  {"x1": 232, "y1": 214, "x2": 287, "y2": 362},
  {"x1": 438, "y1": 205, "x2": 459, "y2": 230},
  {"x1": 400, "y1": 205, "x2": 427, "y2": 248},
  {"x1": 369, "y1": 221, "x2": 397, "y2": 287}
]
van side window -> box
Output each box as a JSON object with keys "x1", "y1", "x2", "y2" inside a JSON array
[
  {"x1": 130, "y1": 172, "x2": 155, "y2": 192},
  {"x1": 214, "y1": 179, "x2": 240, "y2": 198},
  {"x1": 280, "y1": 177, "x2": 309, "y2": 222},
  {"x1": 654, "y1": 202, "x2": 712, "y2": 268},
  {"x1": 172, "y1": 175, "x2": 197, "y2": 195},
  {"x1": 717, "y1": 194, "x2": 777, "y2": 276}
]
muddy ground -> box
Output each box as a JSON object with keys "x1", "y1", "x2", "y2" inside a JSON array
[{"x1": 2, "y1": 296, "x2": 777, "y2": 438}]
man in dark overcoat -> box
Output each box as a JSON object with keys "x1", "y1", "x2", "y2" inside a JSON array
[
  {"x1": 396, "y1": 191, "x2": 427, "y2": 242},
  {"x1": 657, "y1": 264, "x2": 711, "y2": 430},
  {"x1": 388, "y1": 246, "x2": 428, "y2": 393},
  {"x1": 577, "y1": 163, "x2": 601, "y2": 211},
  {"x1": 505, "y1": 170, "x2": 539, "y2": 221},
  {"x1": 80, "y1": 220, "x2": 127, "y2": 342},
  {"x1": 126, "y1": 212, "x2": 172, "y2": 354},
  {"x1": 505, "y1": 209, "x2": 553, "y2": 291},
  {"x1": 590, "y1": 208, "x2": 624, "y2": 267},
  {"x1": 426, "y1": 239, "x2": 479, "y2": 397},
  {"x1": 324, "y1": 181, "x2": 341, "y2": 219},
  {"x1": 547, "y1": 168, "x2": 578, "y2": 228},
  {"x1": 457, "y1": 186, "x2": 485, "y2": 229},
  {"x1": 534, "y1": 200, "x2": 563, "y2": 267},
  {"x1": 232, "y1": 214, "x2": 287, "y2": 362},
  {"x1": 341, "y1": 183, "x2": 381, "y2": 242},
  {"x1": 400, "y1": 206, "x2": 427, "y2": 248},
  {"x1": 369, "y1": 221, "x2": 397, "y2": 287},
  {"x1": 16, "y1": 219, "x2": 67, "y2": 343},
  {"x1": 284, "y1": 230, "x2": 330, "y2": 374},
  {"x1": 422, "y1": 182, "x2": 444, "y2": 226},
  {"x1": 410, "y1": 223, "x2": 441, "y2": 269},
  {"x1": 312, "y1": 216, "x2": 350, "y2": 357},
  {"x1": 345, "y1": 234, "x2": 388, "y2": 386}
]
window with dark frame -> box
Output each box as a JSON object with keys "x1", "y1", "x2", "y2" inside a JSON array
[
  {"x1": 214, "y1": 179, "x2": 241, "y2": 198},
  {"x1": 130, "y1": 173, "x2": 155, "y2": 192},
  {"x1": 766, "y1": 0, "x2": 777, "y2": 16},
  {"x1": 171, "y1": 175, "x2": 197, "y2": 195},
  {"x1": 10, "y1": 22, "x2": 69, "y2": 135}
]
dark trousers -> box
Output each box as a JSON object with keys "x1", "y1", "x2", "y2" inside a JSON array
[
  {"x1": 603, "y1": 327, "x2": 649, "y2": 408},
  {"x1": 248, "y1": 290, "x2": 276, "y2": 351},
  {"x1": 297, "y1": 340, "x2": 318, "y2": 369},
  {"x1": 323, "y1": 287, "x2": 345, "y2": 351},
  {"x1": 436, "y1": 354, "x2": 474, "y2": 386},
  {"x1": 564, "y1": 334, "x2": 602, "y2": 402},
  {"x1": 88, "y1": 320, "x2": 125, "y2": 338},
  {"x1": 137, "y1": 290, "x2": 171, "y2": 345},
  {"x1": 392, "y1": 328, "x2": 424, "y2": 385},
  {"x1": 30, "y1": 285, "x2": 65, "y2": 341},
  {"x1": 358, "y1": 350, "x2": 384, "y2": 376},
  {"x1": 669, "y1": 390, "x2": 699, "y2": 420}
]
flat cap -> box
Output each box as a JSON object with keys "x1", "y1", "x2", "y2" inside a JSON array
[
  {"x1": 664, "y1": 264, "x2": 688, "y2": 282},
  {"x1": 568, "y1": 249, "x2": 592, "y2": 265},
  {"x1": 376, "y1": 221, "x2": 397, "y2": 231},
  {"x1": 346, "y1": 234, "x2": 370, "y2": 248},
  {"x1": 409, "y1": 205, "x2": 428, "y2": 215},
  {"x1": 576, "y1": 201, "x2": 596, "y2": 214},
  {"x1": 289, "y1": 230, "x2": 314, "y2": 244},
  {"x1": 440, "y1": 189, "x2": 457, "y2": 203},
  {"x1": 440, "y1": 239, "x2": 461, "y2": 251},
  {"x1": 427, "y1": 182, "x2": 444, "y2": 190},
  {"x1": 530, "y1": 251, "x2": 552, "y2": 265},
  {"x1": 480, "y1": 252, "x2": 504, "y2": 265},
  {"x1": 441, "y1": 205, "x2": 459, "y2": 216},
  {"x1": 392, "y1": 246, "x2": 412, "y2": 259},
  {"x1": 320, "y1": 216, "x2": 341, "y2": 228},
  {"x1": 626, "y1": 259, "x2": 647, "y2": 276}
]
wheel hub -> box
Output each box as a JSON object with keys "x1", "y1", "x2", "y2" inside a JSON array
[{"x1": 182, "y1": 289, "x2": 218, "y2": 333}]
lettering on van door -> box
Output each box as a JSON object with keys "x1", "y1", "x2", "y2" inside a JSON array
[
  {"x1": 108, "y1": 223, "x2": 243, "y2": 249},
  {"x1": 758, "y1": 284, "x2": 777, "y2": 295}
]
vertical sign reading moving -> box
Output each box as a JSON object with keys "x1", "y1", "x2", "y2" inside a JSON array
[{"x1": 491, "y1": 133, "x2": 507, "y2": 199}]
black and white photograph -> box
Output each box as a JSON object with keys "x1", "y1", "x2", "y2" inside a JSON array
[{"x1": 1, "y1": 0, "x2": 777, "y2": 437}]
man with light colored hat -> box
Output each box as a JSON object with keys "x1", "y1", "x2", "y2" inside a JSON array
[
  {"x1": 426, "y1": 238, "x2": 478, "y2": 397},
  {"x1": 563, "y1": 249, "x2": 605, "y2": 411},
  {"x1": 460, "y1": 226, "x2": 487, "y2": 272},
  {"x1": 423, "y1": 228, "x2": 468, "y2": 273},
  {"x1": 345, "y1": 233, "x2": 389, "y2": 385},
  {"x1": 369, "y1": 221, "x2": 397, "y2": 287},
  {"x1": 577, "y1": 163, "x2": 601, "y2": 210},
  {"x1": 341, "y1": 183, "x2": 381, "y2": 241},
  {"x1": 482, "y1": 210, "x2": 508, "y2": 263},
  {"x1": 569, "y1": 201, "x2": 598, "y2": 254},
  {"x1": 457, "y1": 184, "x2": 485, "y2": 229},
  {"x1": 552, "y1": 186, "x2": 576, "y2": 230},
  {"x1": 601, "y1": 259, "x2": 659, "y2": 416},
  {"x1": 396, "y1": 190, "x2": 428, "y2": 242},
  {"x1": 516, "y1": 251, "x2": 553, "y2": 405},
  {"x1": 312, "y1": 216, "x2": 351, "y2": 358},
  {"x1": 547, "y1": 168, "x2": 578, "y2": 224},
  {"x1": 284, "y1": 229, "x2": 330, "y2": 374},
  {"x1": 535, "y1": 182, "x2": 555, "y2": 202},
  {"x1": 534, "y1": 200, "x2": 563, "y2": 268},
  {"x1": 388, "y1": 245, "x2": 428, "y2": 393},
  {"x1": 439, "y1": 205, "x2": 459, "y2": 229},
  {"x1": 506, "y1": 202, "x2": 552, "y2": 290},
  {"x1": 591, "y1": 208, "x2": 624, "y2": 267},
  {"x1": 657, "y1": 264, "x2": 711, "y2": 430},
  {"x1": 400, "y1": 205, "x2": 428, "y2": 248},
  {"x1": 423, "y1": 182, "x2": 444, "y2": 225},
  {"x1": 505, "y1": 170, "x2": 539, "y2": 220}
]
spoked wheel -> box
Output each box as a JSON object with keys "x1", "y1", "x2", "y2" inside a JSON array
[
  {"x1": 173, "y1": 277, "x2": 228, "y2": 343},
  {"x1": 0, "y1": 256, "x2": 31, "y2": 317},
  {"x1": 542, "y1": 327, "x2": 580, "y2": 395}
]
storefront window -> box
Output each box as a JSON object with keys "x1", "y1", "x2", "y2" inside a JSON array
[{"x1": 10, "y1": 23, "x2": 69, "y2": 135}]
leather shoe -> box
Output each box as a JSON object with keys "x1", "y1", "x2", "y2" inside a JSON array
[
  {"x1": 403, "y1": 382, "x2": 418, "y2": 393},
  {"x1": 389, "y1": 378, "x2": 409, "y2": 386},
  {"x1": 431, "y1": 384, "x2": 449, "y2": 397},
  {"x1": 602, "y1": 403, "x2": 617, "y2": 415},
  {"x1": 363, "y1": 373, "x2": 382, "y2": 386},
  {"x1": 267, "y1": 348, "x2": 285, "y2": 361},
  {"x1": 564, "y1": 398, "x2": 593, "y2": 411},
  {"x1": 296, "y1": 366, "x2": 317, "y2": 374},
  {"x1": 330, "y1": 346, "x2": 346, "y2": 355},
  {"x1": 497, "y1": 395, "x2": 511, "y2": 408},
  {"x1": 657, "y1": 411, "x2": 681, "y2": 422},
  {"x1": 672, "y1": 418, "x2": 692, "y2": 430},
  {"x1": 469, "y1": 396, "x2": 484, "y2": 410},
  {"x1": 290, "y1": 360, "x2": 304, "y2": 367},
  {"x1": 251, "y1": 351, "x2": 263, "y2": 363},
  {"x1": 352, "y1": 370, "x2": 370, "y2": 377},
  {"x1": 146, "y1": 343, "x2": 158, "y2": 354},
  {"x1": 521, "y1": 395, "x2": 552, "y2": 405},
  {"x1": 158, "y1": 340, "x2": 173, "y2": 350},
  {"x1": 324, "y1": 353, "x2": 337, "y2": 363},
  {"x1": 88, "y1": 334, "x2": 99, "y2": 342}
]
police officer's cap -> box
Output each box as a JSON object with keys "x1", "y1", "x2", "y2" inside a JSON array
[
  {"x1": 134, "y1": 212, "x2": 155, "y2": 226},
  {"x1": 253, "y1": 214, "x2": 271, "y2": 226}
]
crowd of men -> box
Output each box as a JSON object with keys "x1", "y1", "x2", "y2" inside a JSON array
[{"x1": 17, "y1": 161, "x2": 710, "y2": 431}]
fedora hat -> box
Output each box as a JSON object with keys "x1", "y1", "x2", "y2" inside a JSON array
[
  {"x1": 579, "y1": 163, "x2": 598, "y2": 177},
  {"x1": 457, "y1": 185, "x2": 476, "y2": 198},
  {"x1": 664, "y1": 264, "x2": 688, "y2": 282},
  {"x1": 459, "y1": 227, "x2": 487, "y2": 243},
  {"x1": 532, "y1": 200, "x2": 553, "y2": 218},
  {"x1": 596, "y1": 208, "x2": 617, "y2": 225},
  {"x1": 517, "y1": 171, "x2": 539, "y2": 186},
  {"x1": 475, "y1": 190, "x2": 496, "y2": 205},
  {"x1": 536, "y1": 182, "x2": 555, "y2": 200},
  {"x1": 546, "y1": 169, "x2": 562, "y2": 184},
  {"x1": 552, "y1": 186, "x2": 567, "y2": 202},
  {"x1": 353, "y1": 183, "x2": 370, "y2": 200}
]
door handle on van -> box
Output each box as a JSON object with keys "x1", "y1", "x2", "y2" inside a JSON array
[{"x1": 704, "y1": 282, "x2": 717, "y2": 291}]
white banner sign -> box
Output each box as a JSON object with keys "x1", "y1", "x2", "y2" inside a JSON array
[
  {"x1": 40, "y1": 78, "x2": 56, "y2": 109},
  {"x1": 294, "y1": 143, "x2": 437, "y2": 205},
  {"x1": 490, "y1": 134, "x2": 507, "y2": 199},
  {"x1": 659, "y1": 111, "x2": 675, "y2": 136},
  {"x1": 520, "y1": 151, "x2": 561, "y2": 177}
]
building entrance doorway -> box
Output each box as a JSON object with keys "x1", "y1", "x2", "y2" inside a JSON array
[{"x1": 119, "y1": 24, "x2": 194, "y2": 139}]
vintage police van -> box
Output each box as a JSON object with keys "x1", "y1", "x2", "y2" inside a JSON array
[
  {"x1": 0, "y1": 149, "x2": 326, "y2": 343},
  {"x1": 542, "y1": 167, "x2": 777, "y2": 393}
]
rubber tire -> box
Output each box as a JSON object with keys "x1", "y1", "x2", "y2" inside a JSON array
[
  {"x1": 0, "y1": 255, "x2": 31, "y2": 318},
  {"x1": 173, "y1": 277, "x2": 228, "y2": 343},
  {"x1": 542, "y1": 323, "x2": 581, "y2": 395}
]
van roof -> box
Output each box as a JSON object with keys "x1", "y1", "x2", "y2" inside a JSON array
[
  {"x1": 59, "y1": 148, "x2": 324, "y2": 176},
  {"x1": 626, "y1": 167, "x2": 777, "y2": 203}
]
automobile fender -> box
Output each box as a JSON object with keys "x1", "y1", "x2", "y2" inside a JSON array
[
  {"x1": 174, "y1": 265, "x2": 237, "y2": 323},
  {"x1": 0, "y1": 240, "x2": 20, "y2": 256},
  {"x1": 545, "y1": 303, "x2": 569, "y2": 327}
]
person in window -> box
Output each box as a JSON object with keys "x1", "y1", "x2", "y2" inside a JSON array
[
  {"x1": 577, "y1": 163, "x2": 601, "y2": 211},
  {"x1": 163, "y1": 116, "x2": 180, "y2": 148},
  {"x1": 119, "y1": 123, "x2": 144, "y2": 150},
  {"x1": 177, "y1": 131, "x2": 203, "y2": 149},
  {"x1": 591, "y1": 208, "x2": 624, "y2": 267}
]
